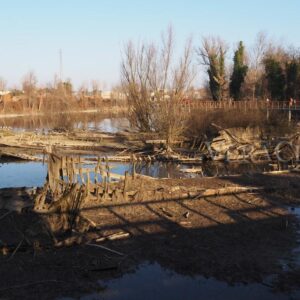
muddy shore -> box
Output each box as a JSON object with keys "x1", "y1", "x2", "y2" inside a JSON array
[{"x1": 0, "y1": 172, "x2": 300, "y2": 299}]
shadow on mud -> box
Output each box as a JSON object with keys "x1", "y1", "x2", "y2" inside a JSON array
[{"x1": 0, "y1": 163, "x2": 300, "y2": 299}]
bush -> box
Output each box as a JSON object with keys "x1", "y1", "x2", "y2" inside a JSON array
[{"x1": 186, "y1": 109, "x2": 297, "y2": 138}]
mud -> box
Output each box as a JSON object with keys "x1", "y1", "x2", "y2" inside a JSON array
[{"x1": 0, "y1": 173, "x2": 300, "y2": 299}]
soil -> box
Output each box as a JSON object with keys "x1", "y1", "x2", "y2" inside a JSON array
[{"x1": 0, "y1": 173, "x2": 300, "y2": 299}]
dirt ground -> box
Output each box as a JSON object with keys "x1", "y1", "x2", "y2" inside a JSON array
[{"x1": 0, "y1": 173, "x2": 300, "y2": 299}]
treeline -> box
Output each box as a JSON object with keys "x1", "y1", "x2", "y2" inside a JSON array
[
  {"x1": 198, "y1": 33, "x2": 300, "y2": 101},
  {"x1": 121, "y1": 28, "x2": 299, "y2": 144},
  {"x1": 0, "y1": 72, "x2": 125, "y2": 113}
]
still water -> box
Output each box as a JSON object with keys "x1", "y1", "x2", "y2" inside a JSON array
[
  {"x1": 0, "y1": 115, "x2": 130, "y2": 133},
  {"x1": 59, "y1": 262, "x2": 300, "y2": 300},
  {"x1": 0, "y1": 160, "x2": 275, "y2": 188}
]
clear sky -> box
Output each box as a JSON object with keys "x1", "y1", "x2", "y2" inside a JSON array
[{"x1": 0, "y1": 0, "x2": 299, "y2": 90}]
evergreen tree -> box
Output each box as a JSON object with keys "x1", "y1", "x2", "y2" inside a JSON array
[
  {"x1": 229, "y1": 41, "x2": 248, "y2": 100},
  {"x1": 286, "y1": 60, "x2": 299, "y2": 99},
  {"x1": 264, "y1": 58, "x2": 285, "y2": 101},
  {"x1": 206, "y1": 47, "x2": 227, "y2": 101},
  {"x1": 197, "y1": 37, "x2": 227, "y2": 101}
]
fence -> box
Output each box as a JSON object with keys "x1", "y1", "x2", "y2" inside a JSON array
[{"x1": 181, "y1": 100, "x2": 300, "y2": 112}]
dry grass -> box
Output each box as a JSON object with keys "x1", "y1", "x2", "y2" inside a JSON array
[{"x1": 186, "y1": 108, "x2": 297, "y2": 138}]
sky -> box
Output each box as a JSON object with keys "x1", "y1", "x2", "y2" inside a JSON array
[{"x1": 0, "y1": 0, "x2": 299, "y2": 90}]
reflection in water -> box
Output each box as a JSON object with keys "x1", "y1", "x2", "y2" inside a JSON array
[
  {"x1": 59, "y1": 262, "x2": 300, "y2": 300},
  {"x1": 0, "y1": 161, "x2": 185, "y2": 188},
  {"x1": 0, "y1": 114, "x2": 130, "y2": 133},
  {"x1": 0, "y1": 159, "x2": 278, "y2": 188},
  {"x1": 74, "y1": 118, "x2": 130, "y2": 133}
]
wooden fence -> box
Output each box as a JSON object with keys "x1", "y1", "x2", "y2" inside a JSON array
[
  {"x1": 46, "y1": 154, "x2": 139, "y2": 202},
  {"x1": 181, "y1": 100, "x2": 300, "y2": 112}
]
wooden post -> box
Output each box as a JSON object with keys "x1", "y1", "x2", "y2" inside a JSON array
[
  {"x1": 132, "y1": 161, "x2": 136, "y2": 179},
  {"x1": 86, "y1": 171, "x2": 90, "y2": 193},
  {"x1": 71, "y1": 158, "x2": 76, "y2": 183},
  {"x1": 123, "y1": 171, "x2": 129, "y2": 200},
  {"x1": 103, "y1": 177, "x2": 107, "y2": 197},
  {"x1": 79, "y1": 166, "x2": 85, "y2": 184},
  {"x1": 105, "y1": 156, "x2": 110, "y2": 183}
]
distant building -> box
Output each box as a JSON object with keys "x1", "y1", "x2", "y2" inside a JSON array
[
  {"x1": 101, "y1": 91, "x2": 112, "y2": 100},
  {"x1": 0, "y1": 90, "x2": 12, "y2": 102},
  {"x1": 100, "y1": 91, "x2": 127, "y2": 101}
]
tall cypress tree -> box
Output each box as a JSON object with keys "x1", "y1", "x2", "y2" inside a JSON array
[{"x1": 229, "y1": 41, "x2": 248, "y2": 100}]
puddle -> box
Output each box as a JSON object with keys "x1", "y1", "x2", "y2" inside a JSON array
[
  {"x1": 287, "y1": 207, "x2": 300, "y2": 267},
  {"x1": 58, "y1": 262, "x2": 300, "y2": 300}
]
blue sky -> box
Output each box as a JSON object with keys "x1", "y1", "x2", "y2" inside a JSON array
[{"x1": 0, "y1": 0, "x2": 299, "y2": 90}]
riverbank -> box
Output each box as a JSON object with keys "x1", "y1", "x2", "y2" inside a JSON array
[
  {"x1": 0, "y1": 172, "x2": 300, "y2": 299},
  {"x1": 0, "y1": 106, "x2": 128, "y2": 119}
]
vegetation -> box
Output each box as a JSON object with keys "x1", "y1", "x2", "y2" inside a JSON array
[
  {"x1": 264, "y1": 57, "x2": 286, "y2": 101},
  {"x1": 197, "y1": 37, "x2": 227, "y2": 101},
  {"x1": 229, "y1": 41, "x2": 248, "y2": 100},
  {"x1": 1, "y1": 30, "x2": 300, "y2": 143},
  {"x1": 121, "y1": 27, "x2": 194, "y2": 144},
  {"x1": 186, "y1": 109, "x2": 297, "y2": 139}
]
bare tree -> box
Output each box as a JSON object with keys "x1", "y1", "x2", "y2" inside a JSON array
[
  {"x1": 121, "y1": 27, "x2": 195, "y2": 145},
  {"x1": 197, "y1": 36, "x2": 228, "y2": 101},
  {"x1": 246, "y1": 32, "x2": 268, "y2": 100},
  {"x1": 91, "y1": 80, "x2": 101, "y2": 99},
  {"x1": 22, "y1": 71, "x2": 37, "y2": 111},
  {"x1": 0, "y1": 77, "x2": 7, "y2": 91}
]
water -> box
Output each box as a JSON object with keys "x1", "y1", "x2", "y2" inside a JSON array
[
  {"x1": 0, "y1": 115, "x2": 130, "y2": 133},
  {"x1": 74, "y1": 118, "x2": 130, "y2": 133},
  {"x1": 0, "y1": 161, "x2": 186, "y2": 188},
  {"x1": 0, "y1": 161, "x2": 47, "y2": 188},
  {"x1": 59, "y1": 262, "x2": 300, "y2": 300},
  {"x1": 0, "y1": 159, "x2": 279, "y2": 188}
]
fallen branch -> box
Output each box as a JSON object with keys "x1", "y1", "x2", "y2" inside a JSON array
[
  {"x1": 0, "y1": 210, "x2": 13, "y2": 221},
  {"x1": 8, "y1": 239, "x2": 23, "y2": 260},
  {"x1": 95, "y1": 231, "x2": 130, "y2": 242},
  {"x1": 86, "y1": 243, "x2": 124, "y2": 256},
  {"x1": 0, "y1": 280, "x2": 65, "y2": 292}
]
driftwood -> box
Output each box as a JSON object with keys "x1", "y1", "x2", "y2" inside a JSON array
[
  {"x1": 0, "y1": 149, "x2": 42, "y2": 161},
  {"x1": 0, "y1": 280, "x2": 64, "y2": 292},
  {"x1": 8, "y1": 239, "x2": 24, "y2": 261},
  {"x1": 95, "y1": 231, "x2": 130, "y2": 242},
  {"x1": 0, "y1": 211, "x2": 13, "y2": 221},
  {"x1": 86, "y1": 243, "x2": 124, "y2": 256},
  {"x1": 34, "y1": 181, "x2": 90, "y2": 234}
]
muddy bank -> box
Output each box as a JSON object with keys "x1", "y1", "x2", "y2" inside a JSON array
[
  {"x1": 1, "y1": 125, "x2": 299, "y2": 167},
  {"x1": 0, "y1": 172, "x2": 300, "y2": 299}
]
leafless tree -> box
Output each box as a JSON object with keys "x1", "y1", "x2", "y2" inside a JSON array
[
  {"x1": 246, "y1": 32, "x2": 269, "y2": 100},
  {"x1": 121, "y1": 27, "x2": 195, "y2": 145},
  {"x1": 22, "y1": 71, "x2": 37, "y2": 111},
  {"x1": 0, "y1": 77, "x2": 7, "y2": 91},
  {"x1": 91, "y1": 80, "x2": 101, "y2": 99}
]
